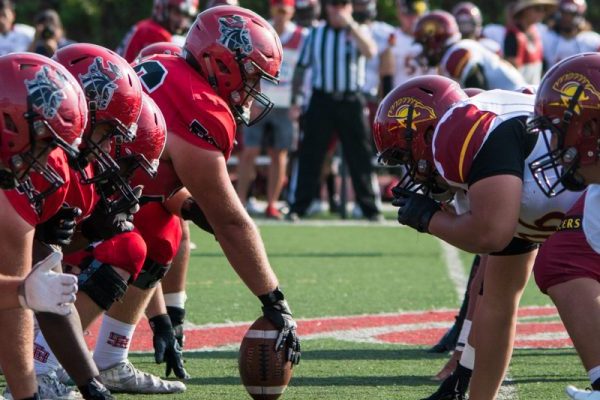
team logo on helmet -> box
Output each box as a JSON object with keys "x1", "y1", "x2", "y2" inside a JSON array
[
  {"x1": 218, "y1": 15, "x2": 253, "y2": 56},
  {"x1": 79, "y1": 57, "x2": 123, "y2": 110},
  {"x1": 387, "y1": 97, "x2": 437, "y2": 131},
  {"x1": 25, "y1": 66, "x2": 67, "y2": 119},
  {"x1": 550, "y1": 72, "x2": 600, "y2": 115}
]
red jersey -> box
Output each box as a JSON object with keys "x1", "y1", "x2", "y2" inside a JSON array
[
  {"x1": 132, "y1": 159, "x2": 183, "y2": 204},
  {"x1": 5, "y1": 148, "x2": 71, "y2": 226},
  {"x1": 118, "y1": 19, "x2": 172, "y2": 63},
  {"x1": 133, "y1": 55, "x2": 237, "y2": 159},
  {"x1": 64, "y1": 165, "x2": 99, "y2": 222}
]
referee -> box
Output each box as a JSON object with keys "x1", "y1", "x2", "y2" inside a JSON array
[{"x1": 288, "y1": 0, "x2": 381, "y2": 220}]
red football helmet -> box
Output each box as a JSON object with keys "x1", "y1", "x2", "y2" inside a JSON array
[
  {"x1": 528, "y1": 52, "x2": 600, "y2": 197},
  {"x1": 113, "y1": 93, "x2": 166, "y2": 180},
  {"x1": 0, "y1": 52, "x2": 87, "y2": 206},
  {"x1": 204, "y1": 0, "x2": 239, "y2": 10},
  {"x1": 451, "y1": 2, "x2": 482, "y2": 39},
  {"x1": 414, "y1": 10, "x2": 461, "y2": 67},
  {"x1": 136, "y1": 42, "x2": 182, "y2": 63},
  {"x1": 373, "y1": 75, "x2": 467, "y2": 196},
  {"x1": 184, "y1": 6, "x2": 283, "y2": 126},
  {"x1": 53, "y1": 43, "x2": 143, "y2": 183}
]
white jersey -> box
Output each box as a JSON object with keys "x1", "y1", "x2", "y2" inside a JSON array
[
  {"x1": 391, "y1": 29, "x2": 429, "y2": 87},
  {"x1": 482, "y1": 24, "x2": 506, "y2": 55},
  {"x1": 363, "y1": 21, "x2": 395, "y2": 97},
  {"x1": 542, "y1": 29, "x2": 600, "y2": 66},
  {"x1": 440, "y1": 39, "x2": 527, "y2": 90},
  {"x1": 0, "y1": 24, "x2": 34, "y2": 56},
  {"x1": 433, "y1": 90, "x2": 580, "y2": 242},
  {"x1": 262, "y1": 21, "x2": 307, "y2": 109},
  {"x1": 584, "y1": 185, "x2": 600, "y2": 253}
]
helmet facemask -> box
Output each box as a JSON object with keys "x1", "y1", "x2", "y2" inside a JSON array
[{"x1": 230, "y1": 59, "x2": 278, "y2": 126}]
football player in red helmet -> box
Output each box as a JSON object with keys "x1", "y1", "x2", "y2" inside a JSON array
[
  {"x1": 103, "y1": 8, "x2": 300, "y2": 386},
  {"x1": 136, "y1": 41, "x2": 182, "y2": 63},
  {"x1": 118, "y1": 0, "x2": 198, "y2": 63},
  {"x1": 376, "y1": 75, "x2": 580, "y2": 399},
  {"x1": 527, "y1": 53, "x2": 600, "y2": 400},
  {"x1": 0, "y1": 53, "x2": 90, "y2": 400}
]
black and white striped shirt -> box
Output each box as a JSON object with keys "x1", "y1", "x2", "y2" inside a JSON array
[{"x1": 297, "y1": 21, "x2": 367, "y2": 94}]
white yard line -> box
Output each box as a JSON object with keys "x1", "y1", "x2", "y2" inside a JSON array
[{"x1": 438, "y1": 239, "x2": 520, "y2": 400}]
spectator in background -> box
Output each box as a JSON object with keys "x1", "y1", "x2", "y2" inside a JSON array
[
  {"x1": 0, "y1": 0, "x2": 34, "y2": 55},
  {"x1": 117, "y1": 0, "x2": 198, "y2": 63},
  {"x1": 542, "y1": 0, "x2": 600, "y2": 67},
  {"x1": 294, "y1": 0, "x2": 321, "y2": 27},
  {"x1": 236, "y1": 0, "x2": 307, "y2": 219},
  {"x1": 391, "y1": 0, "x2": 429, "y2": 88},
  {"x1": 30, "y1": 9, "x2": 74, "y2": 57},
  {"x1": 504, "y1": 0, "x2": 557, "y2": 85},
  {"x1": 289, "y1": 0, "x2": 381, "y2": 221}
]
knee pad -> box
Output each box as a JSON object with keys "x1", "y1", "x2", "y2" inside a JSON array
[
  {"x1": 78, "y1": 258, "x2": 128, "y2": 310},
  {"x1": 131, "y1": 259, "x2": 171, "y2": 289}
]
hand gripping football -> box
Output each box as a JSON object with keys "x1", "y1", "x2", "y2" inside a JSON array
[{"x1": 239, "y1": 317, "x2": 293, "y2": 399}]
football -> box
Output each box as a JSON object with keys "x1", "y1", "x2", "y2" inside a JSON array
[{"x1": 238, "y1": 317, "x2": 293, "y2": 400}]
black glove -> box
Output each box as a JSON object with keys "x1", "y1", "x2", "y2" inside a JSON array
[
  {"x1": 149, "y1": 314, "x2": 190, "y2": 379},
  {"x1": 80, "y1": 206, "x2": 134, "y2": 242},
  {"x1": 180, "y1": 197, "x2": 214, "y2": 235},
  {"x1": 35, "y1": 205, "x2": 82, "y2": 247},
  {"x1": 259, "y1": 288, "x2": 301, "y2": 365},
  {"x1": 167, "y1": 306, "x2": 186, "y2": 348},
  {"x1": 391, "y1": 186, "x2": 441, "y2": 233}
]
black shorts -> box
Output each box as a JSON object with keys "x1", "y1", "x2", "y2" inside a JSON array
[{"x1": 490, "y1": 236, "x2": 539, "y2": 256}]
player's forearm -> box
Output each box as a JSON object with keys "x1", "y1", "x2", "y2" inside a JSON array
[
  {"x1": 215, "y1": 216, "x2": 279, "y2": 296},
  {"x1": 429, "y1": 211, "x2": 513, "y2": 254},
  {"x1": 0, "y1": 277, "x2": 23, "y2": 310}
]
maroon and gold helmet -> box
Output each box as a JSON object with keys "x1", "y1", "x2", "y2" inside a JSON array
[
  {"x1": 184, "y1": 6, "x2": 283, "y2": 126},
  {"x1": 528, "y1": 52, "x2": 600, "y2": 196},
  {"x1": 414, "y1": 10, "x2": 461, "y2": 67},
  {"x1": 373, "y1": 75, "x2": 467, "y2": 194},
  {"x1": 451, "y1": 2, "x2": 482, "y2": 39}
]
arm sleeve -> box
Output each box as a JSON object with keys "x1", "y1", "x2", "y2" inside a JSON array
[{"x1": 467, "y1": 116, "x2": 535, "y2": 186}]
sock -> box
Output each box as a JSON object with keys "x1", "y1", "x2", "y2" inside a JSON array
[
  {"x1": 589, "y1": 366, "x2": 600, "y2": 390},
  {"x1": 459, "y1": 343, "x2": 475, "y2": 371},
  {"x1": 164, "y1": 291, "x2": 187, "y2": 309},
  {"x1": 455, "y1": 320, "x2": 472, "y2": 352},
  {"x1": 93, "y1": 315, "x2": 135, "y2": 370},
  {"x1": 33, "y1": 332, "x2": 61, "y2": 376}
]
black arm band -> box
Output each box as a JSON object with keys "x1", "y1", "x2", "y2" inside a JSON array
[{"x1": 181, "y1": 198, "x2": 214, "y2": 234}]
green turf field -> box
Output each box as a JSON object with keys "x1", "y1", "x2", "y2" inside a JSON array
[{"x1": 2, "y1": 223, "x2": 588, "y2": 399}]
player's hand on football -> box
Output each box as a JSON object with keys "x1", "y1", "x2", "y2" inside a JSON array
[
  {"x1": 34, "y1": 205, "x2": 82, "y2": 247},
  {"x1": 19, "y1": 252, "x2": 78, "y2": 316},
  {"x1": 260, "y1": 289, "x2": 301, "y2": 365},
  {"x1": 149, "y1": 314, "x2": 190, "y2": 379},
  {"x1": 391, "y1": 186, "x2": 441, "y2": 233}
]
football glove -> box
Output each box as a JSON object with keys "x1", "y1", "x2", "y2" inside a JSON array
[
  {"x1": 259, "y1": 288, "x2": 301, "y2": 365},
  {"x1": 180, "y1": 197, "x2": 214, "y2": 235},
  {"x1": 34, "y1": 205, "x2": 82, "y2": 247},
  {"x1": 149, "y1": 314, "x2": 190, "y2": 379},
  {"x1": 392, "y1": 186, "x2": 441, "y2": 233},
  {"x1": 19, "y1": 252, "x2": 78, "y2": 316}
]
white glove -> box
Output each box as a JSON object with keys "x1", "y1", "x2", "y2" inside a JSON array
[{"x1": 18, "y1": 252, "x2": 78, "y2": 315}]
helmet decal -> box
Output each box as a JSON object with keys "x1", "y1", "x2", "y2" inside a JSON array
[
  {"x1": 388, "y1": 97, "x2": 436, "y2": 131},
  {"x1": 550, "y1": 73, "x2": 600, "y2": 115},
  {"x1": 78, "y1": 57, "x2": 123, "y2": 110},
  {"x1": 25, "y1": 66, "x2": 67, "y2": 119},
  {"x1": 218, "y1": 15, "x2": 253, "y2": 56}
]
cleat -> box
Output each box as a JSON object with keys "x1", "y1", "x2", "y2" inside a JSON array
[
  {"x1": 422, "y1": 365, "x2": 471, "y2": 400},
  {"x1": 99, "y1": 360, "x2": 186, "y2": 394},
  {"x1": 4, "y1": 372, "x2": 83, "y2": 400},
  {"x1": 265, "y1": 205, "x2": 283, "y2": 220},
  {"x1": 566, "y1": 386, "x2": 600, "y2": 400}
]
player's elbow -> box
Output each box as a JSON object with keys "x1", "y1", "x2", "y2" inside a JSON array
[{"x1": 472, "y1": 230, "x2": 514, "y2": 254}]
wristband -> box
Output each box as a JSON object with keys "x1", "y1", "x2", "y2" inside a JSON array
[{"x1": 258, "y1": 287, "x2": 285, "y2": 307}]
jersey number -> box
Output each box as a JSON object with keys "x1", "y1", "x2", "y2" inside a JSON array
[{"x1": 134, "y1": 60, "x2": 168, "y2": 93}]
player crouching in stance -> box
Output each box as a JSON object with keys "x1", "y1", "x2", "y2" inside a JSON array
[
  {"x1": 0, "y1": 53, "x2": 86, "y2": 400},
  {"x1": 373, "y1": 75, "x2": 581, "y2": 399},
  {"x1": 527, "y1": 52, "x2": 600, "y2": 400},
  {"x1": 112, "y1": 4, "x2": 302, "y2": 381}
]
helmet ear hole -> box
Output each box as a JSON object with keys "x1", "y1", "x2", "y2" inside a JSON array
[
  {"x1": 3, "y1": 113, "x2": 17, "y2": 134},
  {"x1": 216, "y1": 59, "x2": 231, "y2": 74}
]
